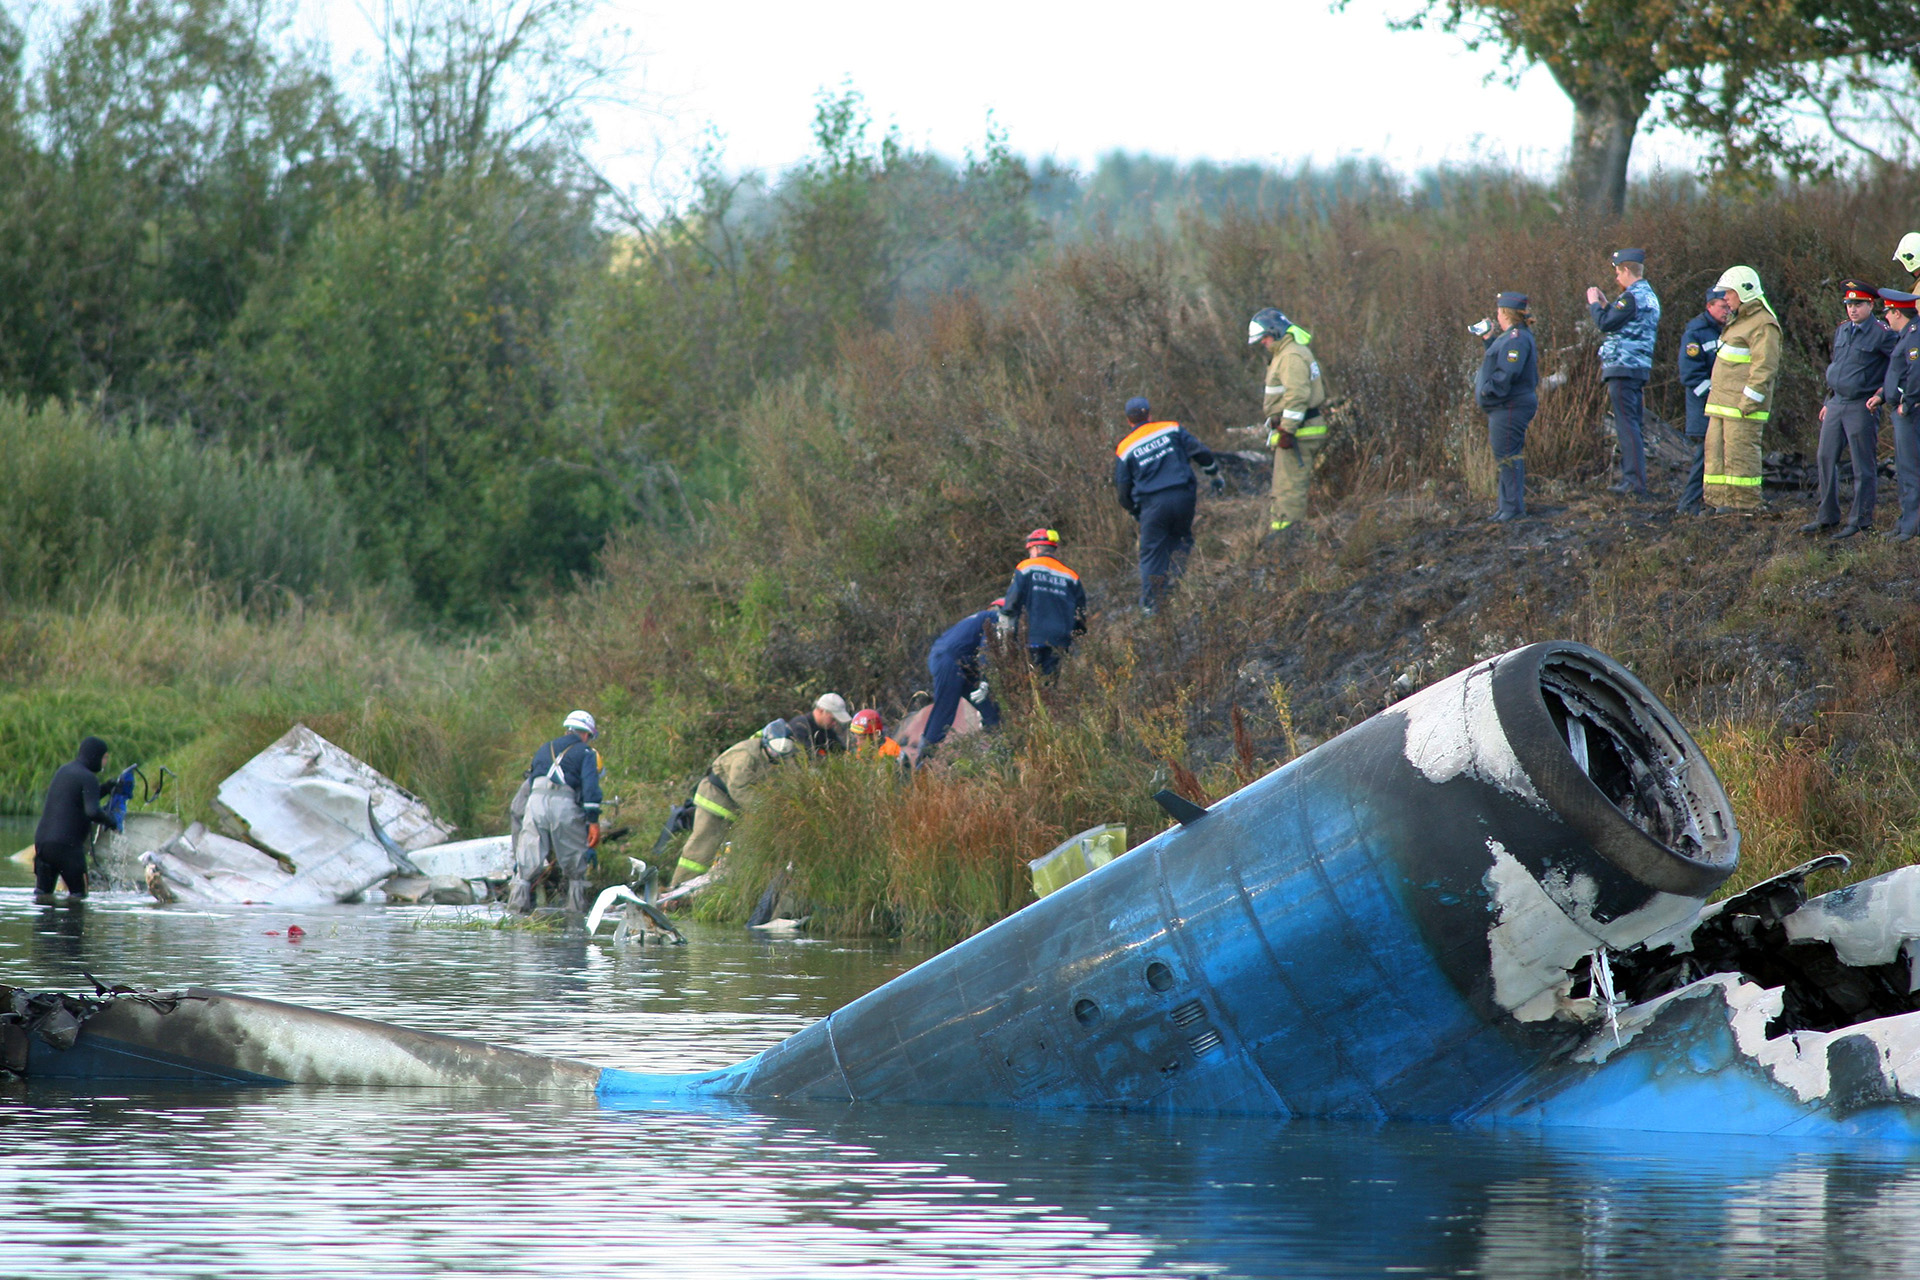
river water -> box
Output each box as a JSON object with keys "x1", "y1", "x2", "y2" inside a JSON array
[{"x1": 5, "y1": 821, "x2": 1920, "y2": 1279}]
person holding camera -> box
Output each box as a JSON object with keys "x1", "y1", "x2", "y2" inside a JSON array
[{"x1": 1473, "y1": 292, "x2": 1540, "y2": 522}]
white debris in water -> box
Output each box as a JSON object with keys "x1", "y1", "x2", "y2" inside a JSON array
[{"x1": 1391, "y1": 657, "x2": 1544, "y2": 808}]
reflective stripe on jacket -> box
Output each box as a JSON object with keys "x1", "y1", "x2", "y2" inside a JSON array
[
  {"x1": 1706, "y1": 301, "x2": 1782, "y2": 423},
  {"x1": 1262, "y1": 327, "x2": 1329, "y2": 435}
]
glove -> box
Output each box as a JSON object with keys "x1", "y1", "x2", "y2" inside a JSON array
[
  {"x1": 995, "y1": 612, "x2": 1015, "y2": 637},
  {"x1": 1274, "y1": 431, "x2": 1297, "y2": 451},
  {"x1": 668, "y1": 801, "x2": 694, "y2": 834},
  {"x1": 1693, "y1": 379, "x2": 1711, "y2": 397},
  {"x1": 967, "y1": 681, "x2": 990, "y2": 706},
  {"x1": 1210, "y1": 473, "x2": 1226, "y2": 494},
  {"x1": 587, "y1": 822, "x2": 601, "y2": 849}
]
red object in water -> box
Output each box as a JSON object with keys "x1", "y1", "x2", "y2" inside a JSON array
[
  {"x1": 286, "y1": 924, "x2": 306, "y2": 940},
  {"x1": 263, "y1": 930, "x2": 280, "y2": 936}
]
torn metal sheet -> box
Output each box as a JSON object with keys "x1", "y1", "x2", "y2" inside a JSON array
[
  {"x1": 402, "y1": 836, "x2": 513, "y2": 882},
  {"x1": 213, "y1": 725, "x2": 453, "y2": 902},
  {"x1": 141, "y1": 822, "x2": 302, "y2": 905}
]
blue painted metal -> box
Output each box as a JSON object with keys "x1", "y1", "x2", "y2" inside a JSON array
[{"x1": 599, "y1": 641, "x2": 1748, "y2": 1124}]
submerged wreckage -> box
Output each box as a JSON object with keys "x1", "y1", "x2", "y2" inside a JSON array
[{"x1": 13, "y1": 642, "x2": 1920, "y2": 1138}]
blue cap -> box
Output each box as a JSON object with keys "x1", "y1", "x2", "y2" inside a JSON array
[
  {"x1": 1495, "y1": 291, "x2": 1529, "y2": 311},
  {"x1": 1123, "y1": 396, "x2": 1151, "y2": 421},
  {"x1": 1706, "y1": 286, "x2": 1731, "y2": 303},
  {"x1": 1880, "y1": 287, "x2": 1918, "y2": 311},
  {"x1": 1611, "y1": 248, "x2": 1646, "y2": 265}
]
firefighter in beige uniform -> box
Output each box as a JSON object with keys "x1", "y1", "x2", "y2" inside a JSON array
[
  {"x1": 1703, "y1": 266, "x2": 1783, "y2": 512},
  {"x1": 672, "y1": 719, "x2": 797, "y2": 887},
  {"x1": 1249, "y1": 306, "x2": 1330, "y2": 539}
]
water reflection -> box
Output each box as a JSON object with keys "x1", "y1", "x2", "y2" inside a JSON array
[{"x1": 3, "y1": 884, "x2": 1920, "y2": 1277}]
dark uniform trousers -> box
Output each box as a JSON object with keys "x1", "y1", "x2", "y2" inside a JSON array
[
  {"x1": 1680, "y1": 397, "x2": 1709, "y2": 513},
  {"x1": 924, "y1": 661, "x2": 1001, "y2": 752},
  {"x1": 1897, "y1": 408, "x2": 1920, "y2": 538},
  {"x1": 1607, "y1": 376, "x2": 1649, "y2": 493},
  {"x1": 1487, "y1": 407, "x2": 1534, "y2": 519},
  {"x1": 1137, "y1": 488, "x2": 1196, "y2": 608},
  {"x1": 1816, "y1": 398, "x2": 1879, "y2": 527}
]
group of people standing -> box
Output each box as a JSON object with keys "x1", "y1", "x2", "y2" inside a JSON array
[{"x1": 1473, "y1": 232, "x2": 1920, "y2": 527}]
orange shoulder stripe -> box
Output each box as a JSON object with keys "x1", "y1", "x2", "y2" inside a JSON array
[
  {"x1": 1017, "y1": 555, "x2": 1080, "y2": 580},
  {"x1": 1115, "y1": 421, "x2": 1179, "y2": 457}
]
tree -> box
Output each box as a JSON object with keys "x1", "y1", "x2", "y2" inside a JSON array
[{"x1": 1383, "y1": 0, "x2": 1920, "y2": 213}]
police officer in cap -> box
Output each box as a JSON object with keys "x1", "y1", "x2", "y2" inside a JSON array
[
  {"x1": 1586, "y1": 248, "x2": 1662, "y2": 497},
  {"x1": 1872, "y1": 288, "x2": 1920, "y2": 541},
  {"x1": 1676, "y1": 286, "x2": 1736, "y2": 515},
  {"x1": 1802, "y1": 279, "x2": 1899, "y2": 539},
  {"x1": 1113, "y1": 396, "x2": 1224, "y2": 610},
  {"x1": 1472, "y1": 292, "x2": 1539, "y2": 522}
]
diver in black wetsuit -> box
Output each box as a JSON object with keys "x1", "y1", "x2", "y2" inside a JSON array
[{"x1": 32, "y1": 736, "x2": 114, "y2": 901}]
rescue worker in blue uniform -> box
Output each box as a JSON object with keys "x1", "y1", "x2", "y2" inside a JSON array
[
  {"x1": 998, "y1": 528, "x2": 1087, "y2": 676},
  {"x1": 919, "y1": 600, "x2": 1005, "y2": 760},
  {"x1": 1112, "y1": 396, "x2": 1223, "y2": 610},
  {"x1": 1675, "y1": 287, "x2": 1735, "y2": 515},
  {"x1": 1473, "y1": 292, "x2": 1539, "y2": 522},
  {"x1": 1586, "y1": 248, "x2": 1662, "y2": 497},
  {"x1": 1802, "y1": 279, "x2": 1899, "y2": 539},
  {"x1": 508, "y1": 709, "x2": 604, "y2": 914},
  {"x1": 1872, "y1": 289, "x2": 1920, "y2": 541}
]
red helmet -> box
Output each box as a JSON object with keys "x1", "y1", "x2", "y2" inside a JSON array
[
  {"x1": 991, "y1": 597, "x2": 1006, "y2": 609},
  {"x1": 849, "y1": 708, "x2": 885, "y2": 737},
  {"x1": 1025, "y1": 527, "x2": 1059, "y2": 549}
]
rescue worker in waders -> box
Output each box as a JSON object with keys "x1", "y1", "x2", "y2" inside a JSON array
[
  {"x1": 920, "y1": 600, "x2": 1004, "y2": 761},
  {"x1": 32, "y1": 735, "x2": 115, "y2": 902},
  {"x1": 1472, "y1": 292, "x2": 1539, "y2": 522},
  {"x1": 998, "y1": 529, "x2": 1087, "y2": 677},
  {"x1": 673, "y1": 720, "x2": 797, "y2": 888},
  {"x1": 1249, "y1": 307, "x2": 1329, "y2": 544},
  {"x1": 1704, "y1": 266, "x2": 1783, "y2": 514},
  {"x1": 1586, "y1": 248, "x2": 1662, "y2": 498},
  {"x1": 1676, "y1": 287, "x2": 1736, "y2": 516},
  {"x1": 1802, "y1": 279, "x2": 1898, "y2": 539},
  {"x1": 1872, "y1": 289, "x2": 1920, "y2": 541},
  {"x1": 509, "y1": 711, "x2": 604, "y2": 915},
  {"x1": 1113, "y1": 396, "x2": 1223, "y2": 611}
]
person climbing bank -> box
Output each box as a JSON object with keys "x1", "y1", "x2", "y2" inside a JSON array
[
  {"x1": 1113, "y1": 396, "x2": 1222, "y2": 610},
  {"x1": 920, "y1": 599, "x2": 1005, "y2": 761},
  {"x1": 673, "y1": 720, "x2": 798, "y2": 888},
  {"x1": 998, "y1": 529, "x2": 1087, "y2": 676},
  {"x1": 508, "y1": 710, "x2": 604, "y2": 915}
]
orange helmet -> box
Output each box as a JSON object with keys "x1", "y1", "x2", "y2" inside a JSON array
[
  {"x1": 849, "y1": 709, "x2": 885, "y2": 737},
  {"x1": 1025, "y1": 527, "x2": 1059, "y2": 550}
]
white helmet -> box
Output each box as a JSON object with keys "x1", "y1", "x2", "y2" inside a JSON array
[
  {"x1": 1714, "y1": 265, "x2": 1765, "y2": 304},
  {"x1": 761, "y1": 720, "x2": 796, "y2": 757},
  {"x1": 563, "y1": 709, "x2": 597, "y2": 738},
  {"x1": 1895, "y1": 232, "x2": 1920, "y2": 275}
]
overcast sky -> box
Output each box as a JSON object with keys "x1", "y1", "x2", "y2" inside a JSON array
[
  {"x1": 582, "y1": 0, "x2": 1706, "y2": 192},
  {"x1": 251, "y1": 0, "x2": 1711, "y2": 199}
]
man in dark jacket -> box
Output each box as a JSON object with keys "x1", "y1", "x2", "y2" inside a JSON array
[
  {"x1": 1474, "y1": 292, "x2": 1539, "y2": 522},
  {"x1": 1113, "y1": 396, "x2": 1224, "y2": 610},
  {"x1": 33, "y1": 736, "x2": 115, "y2": 900},
  {"x1": 508, "y1": 710, "x2": 604, "y2": 914},
  {"x1": 1873, "y1": 289, "x2": 1920, "y2": 541},
  {"x1": 920, "y1": 601, "x2": 1005, "y2": 759},
  {"x1": 999, "y1": 529, "x2": 1088, "y2": 676},
  {"x1": 786, "y1": 693, "x2": 852, "y2": 758},
  {"x1": 1676, "y1": 287, "x2": 1735, "y2": 515},
  {"x1": 1801, "y1": 279, "x2": 1899, "y2": 539}
]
